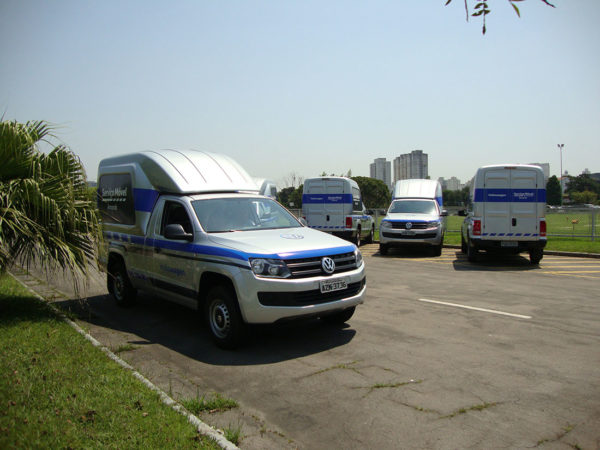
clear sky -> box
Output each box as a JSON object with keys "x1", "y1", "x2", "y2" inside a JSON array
[{"x1": 1, "y1": 1, "x2": 599, "y2": 186}]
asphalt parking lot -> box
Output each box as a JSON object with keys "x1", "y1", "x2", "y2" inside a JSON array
[{"x1": 13, "y1": 245, "x2": 600, "y2": 449}]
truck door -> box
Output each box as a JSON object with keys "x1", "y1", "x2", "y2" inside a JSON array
[
  {"x1": 305, "y1": 179, "x2": 346, "y2": 230},
  {"x1": 510, "y1": 168, "x2": 539, "y2": 239},
  {"x1": 483, "y1": 169, "x2": 511, "y2": 237},
  {"x1": 147, "y1": 199, "x2": 198, "y2": 309}
]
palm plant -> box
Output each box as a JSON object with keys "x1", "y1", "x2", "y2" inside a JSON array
[{"x1": 0, "y1": 120, "x2": 99, "y2": 278}]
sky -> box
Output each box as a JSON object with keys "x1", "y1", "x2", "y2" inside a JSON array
[{"x1": 1, "y1": 0, "x2": 599, "y2": 187}]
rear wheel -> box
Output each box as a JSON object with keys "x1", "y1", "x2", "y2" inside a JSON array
[
  {"x1": 205, "y1": 286, "x2": 245, "y2": 350},
  {"x1": 354, "y1": 228, "x2": 361, "y2": 247},
  {"x1": 467, "y1": 238, "x2": 478, "y2": 263},
  {"x1": 365, "y1": 227, "x2": 374, "y2": 244},
  {"x1": 322, "y1": 306, "x2": 355, "y2": 324},
  {"x1": 461, "y1": 235, "x2": 467, "y2": 254},
  {"x1": 107, "y1": 259, "x2": 137, "y2": 307},
  {"x1": 529, "y1": 248, "x2": 543, "y2": 265}
]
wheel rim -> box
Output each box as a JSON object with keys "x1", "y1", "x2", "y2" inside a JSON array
[
  {"x1": 209, "y1": 299, "x2": 231, "y2": 339},
  {"x1": 113, "y1": 272, "x2": 125, "y2": 302}
]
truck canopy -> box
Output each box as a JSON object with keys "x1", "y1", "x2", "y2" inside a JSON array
[{"x1": 392, "y1": 179, "x2": 443, "y2": 208}]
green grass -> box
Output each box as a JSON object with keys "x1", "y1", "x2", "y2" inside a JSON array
[
  {"x1": 181, "y1": 393, "x2": 239, "y2": 415},
  {"x1": 0, "y1": 274, "x2": 220, "y2": 449}
]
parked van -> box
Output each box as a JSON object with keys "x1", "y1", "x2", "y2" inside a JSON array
[
  {"x1": 97, "y1": 150, "x2": 366, "y2": 348},
  {"x1": 302, "y1": 177, "x2": 375, "y2": 246},
  {"x1": 379, "y1": 179, "x2": 447, "y2": 256},
  {"x1": 461, "y1": 164, "x2": 546, "y2": 264}
]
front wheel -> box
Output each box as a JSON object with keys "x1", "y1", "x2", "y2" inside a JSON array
[
  {"x1": 205, "y1": 286, "x2": 245, "y2": 350},
  {"x1": 379, "y1": 243, "x2": 388, "y2": 256},
  {"x1": 322, "y1": 306, "x2": 355, "y2": 324}
]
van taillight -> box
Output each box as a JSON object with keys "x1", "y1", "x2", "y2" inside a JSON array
[
  {"x1": 346, "y1": 217, "x2": 353, "y2": 228},
  {"x1": 540, "y1": 220, "x2": 546, "y2": 236},
  {"x1": 473, "y1": 219, "x2": 481, "y2": 236}
]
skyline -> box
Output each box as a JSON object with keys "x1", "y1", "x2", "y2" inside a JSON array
[{"x1": 1, "y1": 1, "x2": 599, "y2": 187}]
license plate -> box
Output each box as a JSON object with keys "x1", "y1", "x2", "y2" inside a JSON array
[
  {"x1": 402, "y1": 230, "x2": 416, "y2": 236},
  {"x1": 501, "y1": 241, "x2": 518, "y2": 248},
  {"x1": 320, "y1": 278, "x2": 347, "y2": 293}
]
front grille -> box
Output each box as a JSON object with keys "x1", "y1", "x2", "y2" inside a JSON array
[
  {"x1": 257, "y1": 278, "x2": 366, "y2": 307},
  {"x1": 389, "y1": 221, "x2": 429, "y2": 230},
  {"x1": 285, "y1": 252, "x2": 357, "y2": 279},
  {"x1": 382, "y1": 232, "x2": 438, "y2": 239}
]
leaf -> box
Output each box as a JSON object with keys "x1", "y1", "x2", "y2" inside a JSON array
[
  {"x1": 445, "y1": 0, "x2": 452, "y2": 5},
  {"x1": 472, "y1": 10, "x2": 484, "y2": 16},
  {"x1": 511, "y1": 3, "x2": 521, "y2": 17}
]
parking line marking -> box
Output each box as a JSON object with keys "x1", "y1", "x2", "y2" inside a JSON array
[{"x1": 417, "y1": 298, "x2": 532, "y2": 319}]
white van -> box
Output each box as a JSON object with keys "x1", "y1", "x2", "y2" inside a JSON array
[
  {"x1": 302, "y1": 177, "x2": 375, "y2": 246},
  {"x1": 97, "y1": 150, "x2": 366, "y2": 349},
  {"x1": 461, "y1": 164, "x2": 546, "y2": 264},
  {"x1": 379, "y1": 179, "x2": 447, "y2": 256}
]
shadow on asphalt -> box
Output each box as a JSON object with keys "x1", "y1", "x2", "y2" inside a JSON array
[
  {"x1": 450, "y1": 251, "x2": 540, "y2": 272},
  {"x1": 54, "y1": 293, "x2": 356, "y2": 366}
]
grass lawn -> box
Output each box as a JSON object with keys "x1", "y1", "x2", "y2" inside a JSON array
[{"x1": 0, "y1": 274, "x2": 220, "y2": 449}]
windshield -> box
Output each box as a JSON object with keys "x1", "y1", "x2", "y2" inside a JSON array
[
  {"x1": 389, "y1": 200, "x2": 438, "y2": 215},
  {"x1": 192, "y1": 197, "x2": 301, "y2": 233}
]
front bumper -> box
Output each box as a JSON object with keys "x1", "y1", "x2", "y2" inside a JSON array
[
  {"x1": 235, "y1": 265, "x2": 366, "y2": 324},
  {"x1": 379, "y1": 227, "x2": 443, "y2": 246}
]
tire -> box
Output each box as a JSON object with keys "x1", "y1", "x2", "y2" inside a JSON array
[
  {"x1": 322, "y1": 306, "x2": 355, "y2": 324},
  {"x1": 354, "y1": 228, "x2": 361, "y2": 247},
  {"x1": 365, "y1": 227, "x2": 374, "y2": 244},
  {"x1": 529, "y1": 248, "x2": 543, "y2": 265},
  {"x1": 461, "y1": 235, "x2": 467, "y2": 254},
  {"x1": 467, "y1": 238, "x2": 478, "y2": 263},
  {"x1": 433, "y1": 242, "x2": 442, "y2": 257},
  {"x1": 205, "y1": 285, "x2": 245, "y2": 350},
  {"x1": 379, "y1": 243, "x2": 388, "y2": 256},
  {"x1": 107, "y1": 259, "x2": 137, "y2": 307}
]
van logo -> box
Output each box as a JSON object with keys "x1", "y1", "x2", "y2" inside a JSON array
[
  {"x1": 280, "y1": 233, "x2": 304, "y2": 240},
  {"x1": 321, "y1": 257, "x2": 335, "y2": 274},
  {"x1": 405, "y1": 222, "x2": 413, "y2": 230}
]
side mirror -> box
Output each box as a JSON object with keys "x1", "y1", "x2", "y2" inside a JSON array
[
  {"x1": 299, "y1": 217, "x2": 308, "y2": 227},
  {"x1": 164, "y1": 224, "x2": 193, "y2": 241}
]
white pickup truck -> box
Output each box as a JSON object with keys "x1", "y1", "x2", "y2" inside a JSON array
[{"x1": 97, "y1": 149, "x2": 366, "y2": 348}]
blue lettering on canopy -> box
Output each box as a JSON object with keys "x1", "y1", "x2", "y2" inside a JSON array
[
  {"x1": 474, "y1": 188, "x2": 546, "y2": 203},
  {"x1": 302, "y1": 193, "x2": 353, "y2": 204},
  {"x1": 133, "y1": 188, "x2": 159, "y2": 212}
]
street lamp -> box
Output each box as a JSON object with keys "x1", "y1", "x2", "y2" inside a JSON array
[{"x1": 557, "y1": 144, "x2": 564, "y2": 193}]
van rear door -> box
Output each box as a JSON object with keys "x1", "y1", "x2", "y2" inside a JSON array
[
  {"x1": 482, "y1": 168, "x2": 539, "y2": 239},
  {"x1": 304, "y1": 179, "x2": 347, "y2": 230}
]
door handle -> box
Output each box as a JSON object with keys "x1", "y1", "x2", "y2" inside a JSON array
[{"x1": 512, "y1": 218, "x2": 517, "y2": 226}]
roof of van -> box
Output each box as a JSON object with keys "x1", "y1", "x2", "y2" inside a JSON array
[
  {"x1": 98, "y1": 149, "x2": 259, "y2": 194},
  {"x1": 393, "y1": 179, "x2": 441, "y2": 200},
  {"x1": 478, "y1": 164, "x2": 544, "y2": 171}
]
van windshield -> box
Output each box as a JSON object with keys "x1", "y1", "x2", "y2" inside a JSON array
[
  {"x1": 389, "y1": 200, "x2": 438, "y2": 215},
  {"x1": 192, "y1": 197, "x2": 301, "y2": 233}
]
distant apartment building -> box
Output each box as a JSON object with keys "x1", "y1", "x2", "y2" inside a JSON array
[
  {"x1": 369, "y1": 158, "x2": 392, "y2": 190},
  {"x1": 438, "y1": 176, "x2": 462, "y2": 191},
  {"x1": 393, "y1": 150, "x2": 428, "y2": 182},
  {"x1": 530, "y1": 163, "x2": 550, "y2": 184}
]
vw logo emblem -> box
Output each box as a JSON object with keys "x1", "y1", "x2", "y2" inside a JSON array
[
  {"x1": 321, "y1": 257, "x2": 335, "y2": 274},
  {"x1": 405, "y1": 222, "x2": 413, "y2": 230}
]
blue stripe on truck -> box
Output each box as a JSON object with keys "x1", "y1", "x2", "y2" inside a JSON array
[
  {"x1": 474, "y1": 188, "x2": 546, "y2": 203},
  {"x1": 133, "y1": 188, "x2": 160, "y2": 212}
]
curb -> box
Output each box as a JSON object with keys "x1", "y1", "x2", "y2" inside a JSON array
[{"x1": 8, "y1": 270, "x2": 238, "y2": 450}]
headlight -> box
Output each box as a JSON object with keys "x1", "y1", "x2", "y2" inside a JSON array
[
  {"x1": 380, "y1": 220, "x2": 391, "y2": 229},
  {"x1": 355, "y1": 249, "x2": 363, "y2": 268},
  {"x1": 250, "y1": 258, "x2": 291, "y2": 278},
  {"x1": 428, "y1": 220, "x2": 441, "y2": 228}
]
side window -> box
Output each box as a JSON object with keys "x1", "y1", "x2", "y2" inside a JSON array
[
  {"x1": 352, "y1": 187, "x2": 362, "y2": 213},
  {"x1": 161, "y1": 201, "x2": 193, "y2": 236}
]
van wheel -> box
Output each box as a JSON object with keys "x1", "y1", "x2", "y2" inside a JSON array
[
  {"x1": 433, "y1": 242, "x2": 443, "y2": 257},
  {"x1": 322, "y1": 306, "x2": 355, "y2": 324},
  {"x1": 461, "y1": 235, "x2": 467, "y2": 254},
  {"x1": 366, "y1": 227, "x2": 374, "y2": 244},
  {"x1": 467, "y1": 238, "x2": 478, "y2": 263},
  {"x1": 108, "y1": 260, "x2": 137, "y2": 307},
  {"x1": 206, "y1": 286, "x2": 245, "y2": 350},
  {"x1": 529, "y1": 248, "x2": 543, "y2": 265},
  {"x1": 379, "y1": 243, "x2": 388, "y2": 256}
]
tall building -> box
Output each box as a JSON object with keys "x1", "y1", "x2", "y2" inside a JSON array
[
  {"x1": 370, "y1": 158, "x2": 392, "y2": 189},
  {"x1": 393, "y1": 150, "x2": 428, "y2": 182},
  {"x1": 438, "y1": 176, "x2": 462, "y2": 191}
]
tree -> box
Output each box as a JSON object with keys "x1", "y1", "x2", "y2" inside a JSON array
[
  {"x1": 351, "y1": 176, "x2": 391, "y2": 208},
  {"x1": 288, "y1": 184, "x2": 303, "y2": 209},
  {"x1": 546, "y1": 175, "x2": 562, "y2": 206},
  {"x1": 0, "y1": 120, "x2": 99, "y2": 277},
  {"x1": 277, "y1": 186, "x2": 295, "y2": 208},
  {"x1": 445, "y1": 0, "x2": 556, "y2": 34},
  {"x1": 565, "y1": 174, "x2": 600, "y2": 196},
  {"x1": 569, "y1": 191, "x2": 598, "y2": 205}
]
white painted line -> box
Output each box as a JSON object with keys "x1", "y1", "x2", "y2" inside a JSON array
[{"x1": 417, "y1": 298, "x2": 532, "y2": 319}]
